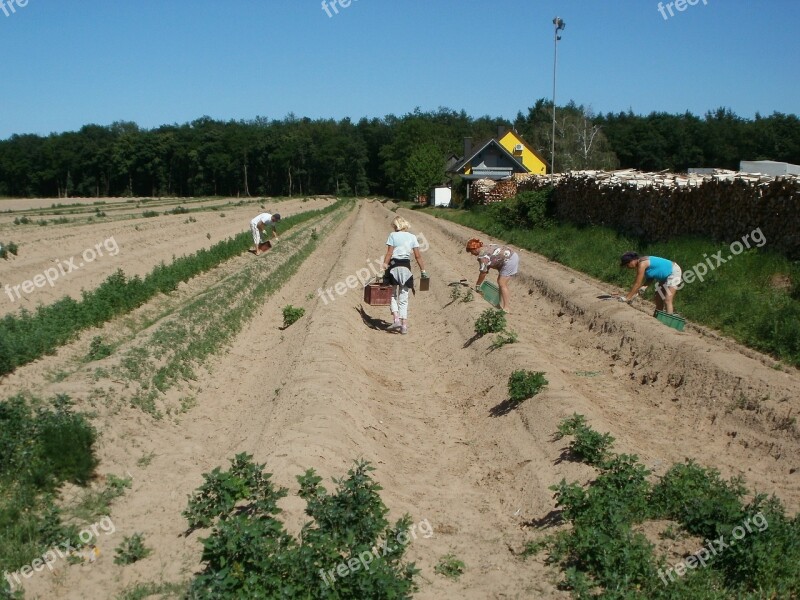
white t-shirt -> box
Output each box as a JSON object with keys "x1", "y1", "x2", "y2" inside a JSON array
[
  {"x1": 251, "y1": 213, "x2": 274, "y2": 227},
  {"x1": 386, "y1": 231, "x2": 419, "y2": 260}
]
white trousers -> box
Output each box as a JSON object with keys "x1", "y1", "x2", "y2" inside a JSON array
[
  {"x1": 390, "y1": 285, "x2": 410, "y2": 319},
  {"x1": 251, "y1": 222, "x2": 262, "y2": 245},
  {"x1": 389, "y1": 266, "x2": 412, "y2": 319}
]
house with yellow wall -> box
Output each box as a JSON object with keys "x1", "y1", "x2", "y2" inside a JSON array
[
  {"x1": 447, "y1": 127, "x2": 549, "y2": 201},
  {"x1": 497, "y1": 130, "x2": 548, "y2": 175},
  {"x1": 449, "y1": 127, "x2": 548, "y2": 180}
]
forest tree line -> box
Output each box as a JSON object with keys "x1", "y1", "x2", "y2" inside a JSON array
[{"x1": 0, "y1": 101, "x2": 798, "y2": 200}]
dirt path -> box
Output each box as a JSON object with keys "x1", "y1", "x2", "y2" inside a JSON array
[{"x1": 8, "y1": 199, "x2": 800, "y2": 599}]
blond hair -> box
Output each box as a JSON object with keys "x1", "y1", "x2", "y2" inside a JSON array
[{"x1": 392, "y1": 216, "x2": 410, "y2": 232}]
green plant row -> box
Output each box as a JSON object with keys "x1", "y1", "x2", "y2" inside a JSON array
[
  {"x1": 532, "y1": 415, "x2": 800, "y2": 598},
  {"x1": 424, "y1": 191, "x2": 800, "y2": 366},
  {"x1": 0, "y1": 200, "x2": 347, "y2": 377}
]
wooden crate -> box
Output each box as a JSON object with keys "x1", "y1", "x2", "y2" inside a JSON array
[{"x1": 363, "y1": 282, "x2": 393, "y2": 306}]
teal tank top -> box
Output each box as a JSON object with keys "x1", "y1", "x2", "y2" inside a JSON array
[{"x1": 645, "y1": 256, "x2": 673, "y2": 281}]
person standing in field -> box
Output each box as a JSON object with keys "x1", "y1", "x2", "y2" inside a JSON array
[
  {"x1": 618, "y1": 251, "x2": 682, "y2": 314},
  {"x1": 250, "y1": 212, "x2": 281, "y2": 255},
  {"x1": 466, "y1": 238, "x2": 519, "y2": 312},
  {"x1": 381, "y1": 216, "x2": 427, "y2": 335}
]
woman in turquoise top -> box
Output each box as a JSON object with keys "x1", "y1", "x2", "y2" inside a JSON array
[{"x1": 619, "y1": 252, "x2": 683, "y2": 314}]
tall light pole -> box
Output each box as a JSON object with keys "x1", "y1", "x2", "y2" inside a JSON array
[{"x1": 551, "y1": 16, "x2": 565, "y2": 174}]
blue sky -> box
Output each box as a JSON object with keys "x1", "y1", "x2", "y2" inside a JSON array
[{"x1": 1, "y1": 0, "x2": 798, "y2": 139}]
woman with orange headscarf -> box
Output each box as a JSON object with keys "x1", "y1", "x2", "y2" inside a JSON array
[{"x1": 466, "y1": 238, "x2": 519, "y2": 312}]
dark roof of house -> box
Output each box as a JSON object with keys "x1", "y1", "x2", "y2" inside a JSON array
[{"x1": 448, "y1": 138, "x2": 529, "y2": 176}]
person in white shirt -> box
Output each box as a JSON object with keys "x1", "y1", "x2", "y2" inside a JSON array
[
  {"x1": 250, "y1": 212, "x2": 281, "y2": 255},
  {"x1": 381, "y1": 216, "x2": 427, "y2": 335}
]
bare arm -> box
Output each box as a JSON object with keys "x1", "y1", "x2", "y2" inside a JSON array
[
  {"x1": 624, "y1": 260, "x2": 648, "y2": 301},
  {"x1": 382, "y1": 245, "x2": 393, "y2": 270},
  {"x1": 413, "y1": 247, "x2": 425, "y2": 271}
]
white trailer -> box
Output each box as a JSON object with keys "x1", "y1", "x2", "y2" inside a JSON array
[{"x1": 430, "y1": 186, "x2": 452, "y2": 207}]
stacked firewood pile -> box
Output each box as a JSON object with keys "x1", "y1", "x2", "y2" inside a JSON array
[
  {"x1": 516, "y1": 169, "x2": 800, "y2": 256},
  {"x1": 470, "y1": 178, "x2": 518, "y2": 204}
]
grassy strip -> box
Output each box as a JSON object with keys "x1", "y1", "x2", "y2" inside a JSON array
[
  {"x1": 420, "y1": 196, "x2": 800, "y2": 367},
  {"x1": 0, "y1": 200, "x2": 346, "y2": 376},
  {"x1": 528, "y1": 415, "x2": 800, "y2": 598},
  {"x1": 114, "y1": 203, "x2": 349, "y2": 417}
]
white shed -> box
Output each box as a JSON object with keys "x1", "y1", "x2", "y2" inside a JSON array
[
  {"x1": 739, "y1": 160, "x2": 800, "y2": 176},
  {"x1": 430, "y1": 186, "x2": 452, "y2": 207}
]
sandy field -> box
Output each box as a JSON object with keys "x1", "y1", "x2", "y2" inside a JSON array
[
  {"x1": 0, "y1": 196, "x2": 331, "y2": 316},
  {"x1": 1, "y1": 198, "x2": 798, "y2": 599}
]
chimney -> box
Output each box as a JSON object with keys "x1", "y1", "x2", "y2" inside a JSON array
[
  {"x1": 497, "y1": 125, "x2": 507, "y2": 139},
  {"x1": 463, "y1": 137, "x2": 472, "y2": 157}
]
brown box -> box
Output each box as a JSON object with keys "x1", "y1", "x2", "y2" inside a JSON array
[
  {"x1": 363, "y1": 282, "x2": 393, "y2": 306},
  {"x1": 419, "y1": 276, "x2": 430, "y2": 291}
]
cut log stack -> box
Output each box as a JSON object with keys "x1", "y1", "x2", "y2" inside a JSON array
[
  {"x1": 514, "y1": 169, "x2": 800, "y2": 257},
  {"x1": 471, "y1": 178, "x2": 518, "y2": 204}
]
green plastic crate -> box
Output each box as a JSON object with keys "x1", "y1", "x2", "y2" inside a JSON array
[
  {"x1": 480, "y1": 281, "x2": 501, "y2": 307},
  {"x1": 655, "y1": 310, "x2": 686, "y2": 331}
]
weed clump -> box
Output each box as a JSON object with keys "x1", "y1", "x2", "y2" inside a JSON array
[
  {"x1": 507, "y1": 370, "x2": 547, "y2": 405},
  {"x1": 474, "y1": 308, "x2": 507, "y2": 336},
  {"x1": 282, "y1": 305, "x2": 305, "y2": 328}
]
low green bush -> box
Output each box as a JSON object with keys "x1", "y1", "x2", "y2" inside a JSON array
[
  {"x1": 537, "y1": 415, "x2": 800, "y2": 598},
  {"x1": 184, "y1": 455, "x2": 419, "y2": 598},
  {"x1": 0, "y1": 394, "x2": 98, "y2": 576}
]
